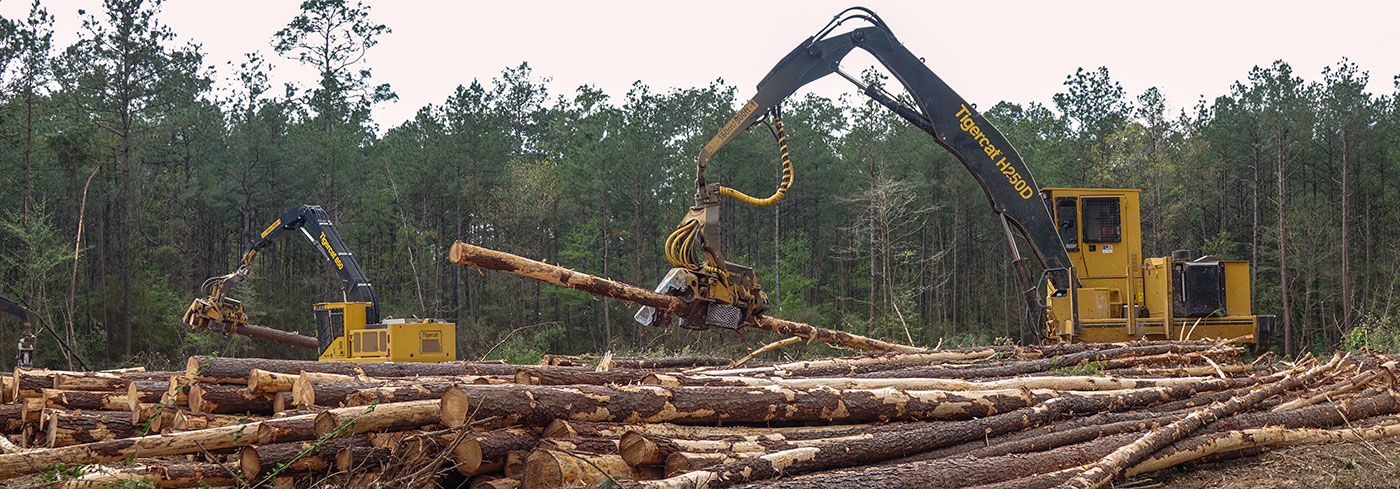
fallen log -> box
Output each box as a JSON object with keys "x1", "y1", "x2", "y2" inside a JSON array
[
  {"x1": 440, "y1": 383, "x2": 1050, "y2": 427},
  {"x1": 448, "y1": 241, "x2": 924, "y2": 353},
  {"x1": 664, "y1": 451, "x2": 764, "y2": 477},
  {"x1": 127, "y1": 380, "x2": 170, "y2": 408},
  {"x1": 523, "y1": 448, "x2": 654, "y2": 489},
  {"x1": 642, "y1": 373, "x2": 1218, "y2": 391},
  {"x1": 45, "y1": 409, "x2": 141, "y2": 447},
  {"x1": 239, "y1": 434, "x2": 371, "y2": 480},
  {"x1": 544, "y1": 419, "x2": 875, "y2": 441},
  {"x1": 602, "y1": 371, "x2": 1274, "y2": 489},
  {"x1": 1058, "y1": 353, "x2": 1342, "y2": 489},
  {"x1": 312, "y1": 399, "x2": 441, "y2": 437},
  {"x1": 1123, "y1": 422, "x2": 1400, "y2": 478},
  {"x1": 185, "y1": 355, "x2": 523, "y2": 384},
  {"x1": 454, "y1": 427, "x2": 541, "y2": 476},
  {"x1": 52, "y1": 370, "x2": 179, "y2": 391},
  {"x1": 41, "y1": 388, "x2": 129, "y2": 411},
  {"x1": 713, "y1": 432, "x2": 1143, "y2": 489},
  {"x1": 189, "y1": 383, "x2": 275, "y2": 415},
  {"x1": 53, "y1": 461, "x2": 238, "y2": 489},
  {"x1": 851, "y1": 345, "x2": 1231, "y2": 379},
  {"x1": 249, "y1": 369, "x2": 302, "y2": 394}
]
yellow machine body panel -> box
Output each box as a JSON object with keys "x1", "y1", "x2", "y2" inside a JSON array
[
  {"x1": 314, "y1": 302, "x2": 456, "y2": 362},
  {"x1": 1043, "y1": 188, "x2": 1269, "y2": 346}
]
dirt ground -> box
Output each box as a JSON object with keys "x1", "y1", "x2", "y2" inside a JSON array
[{"x1": 1124, "y1": 438, "x2": 1400, "y2": 489}]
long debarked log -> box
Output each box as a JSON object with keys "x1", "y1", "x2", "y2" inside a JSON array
[
  {"x1": 53, "y1": 461, "x2": 238, "y2": 489},
  {"x1": 1057, "y1": 353, "x2": 1343, "y2": 489},
  {"x1": 448, "y1": 241, "x2": 923, "y2": 353},
  {"x1": 185, "y1": 356, "x2": 523, "y2": 383}
]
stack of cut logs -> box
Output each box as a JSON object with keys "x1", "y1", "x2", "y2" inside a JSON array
[{"x1": 0, "y1": 339, "x2": 1397, "y2": 489}]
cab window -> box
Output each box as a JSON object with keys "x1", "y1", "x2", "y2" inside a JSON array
[
  {"x1": 1055, "y1": 197, "x2": 1078, "y2": 250},
  {"x1": 1081, "y1": 197, "x2": 1121, "y2": 243}
]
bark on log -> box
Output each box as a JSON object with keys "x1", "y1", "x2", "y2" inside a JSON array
[
  {"x1": 1123, "y1": 422, "x2": 1400, "y2": 478},
  {"x1": 45, "y1": 409, "x2": 141, "y2": 447},
  {"x1": 608, "y1": 372, "x2": 1270, "y2": 489},
  {"x1": 851, "y1": 344, "x2": 1230, "y2": 379},
  {"x1": 127, "y1": 380, "x2": 170, "y2": 408},
  {"x1": 345, "y1": 382, "x2": 461, "y2": 406},
  {"x1": 249, "y1": 369, "x2": 302, "y2": 394},
  {"x1": 664, "y1": 452, "x2": 764, "y2": 477},
  {"x1": 454, "y1": 427, "x2": 541, "y2": 476},
  {"x1": 544, "y1": 419, "x2": 875, "y2": 441},
  {"x1": 239, "y1": 434, "x2": 370, "y2": 479},
  {"x1": 441, "y1": 382, "x2": 1054, "y2": 426},
  {"x1": 292, "y1": 378, "x2": 387, "y2": 408},
  {"x1": 172, "y1": 410, "x2": 267, "y2": 431},
  {"x1": 643, "y1": 373, "x2": 1216, "y2": 392},
  {"x1": 713, "y1": 432, "x2": 1142, "y2": 489},
  {"x1": 1057, "y1": 353, "x2": 1342, "y2": 489},
  {"x1": 41, "y1": 388, "x2": 129, "y2": 411},
  {"x1": 335, "y1": 445, "x2": 393, "y2": 471},
  {"x1": 515, "y1": 367, "x2": 653, "y2": 386},
  {"x1": 52, "y1": 370, "x2": 179, "y2": 391},
  {"x1": 522, "y1": 448, "x2": 648, "y2": 489},
  {"x1": 257, "y1": 414, "x2": 319, "y2": 444},
  {"x1": 607, "y1": 357, "x2": 733, "y2": 369},
  {"x1": 189, "y1": 383, "x2": 275, "y2": 415},
  {"x1": 312, "y1": 399, "x2": 441, "y2": 437},
  {"x1": 218, "y1": 321, "x2": 320, "y2": 350},
  {"x1": 53, "y1": 462, "x2": 237, "y2": 489},
  {"x1": 448, "y1": 241, "x2": 924, "y2": 353},
  {"x1": 0, "y1": 404, "x2": 22, "y2": 433},
  {"x1": 185, "y1": 355, "x2": 523, "y2": 383}
]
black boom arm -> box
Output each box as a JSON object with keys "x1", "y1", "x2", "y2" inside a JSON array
[
  {"x1": 239, "y1": 205, "x2": 380, "y2": 322},
  {"x1": 698, "y1": 8, "x2": 1074, "y2": 291}
]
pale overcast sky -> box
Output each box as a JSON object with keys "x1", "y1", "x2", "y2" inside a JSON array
[{"x1": 5, "y1": 0, "x2": 1396, "y2": 128}]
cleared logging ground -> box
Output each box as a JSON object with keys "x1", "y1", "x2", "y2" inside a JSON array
[{"x1": 0, "y1": 339, "x2": 1395, "y2": 489}]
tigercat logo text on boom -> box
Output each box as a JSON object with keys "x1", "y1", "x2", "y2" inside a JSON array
[
  {"x1": 319, "y1": 232, "x2": 345, "y2": 270},
  {"x1": 955, "y1": 104, "x2": 1033, "y2": 199}
]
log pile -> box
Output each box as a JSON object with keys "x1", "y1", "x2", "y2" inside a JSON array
[{"x1": 0, "y1": 340, "x2": 1396, "y2": 488}]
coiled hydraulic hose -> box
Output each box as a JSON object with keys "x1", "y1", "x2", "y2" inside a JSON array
[{"x1": 717, "y1": 108, "x2": 794, "y2": 207}]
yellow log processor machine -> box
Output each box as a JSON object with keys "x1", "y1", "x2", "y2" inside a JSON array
[
  {"x1": 636, "y1": 7, "x2": 1274, "y2": 346},
  {"x1": 184, "y1": 205, "x2": 455, "y2": 362}
]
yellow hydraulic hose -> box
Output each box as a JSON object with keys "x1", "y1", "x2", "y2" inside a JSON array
[{"x1": 717, "y1": 111, "x2": 794, "y2": 207}]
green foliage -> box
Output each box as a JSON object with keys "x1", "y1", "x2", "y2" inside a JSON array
[
  {"x1": 1343, "y1": 315, "x2": 1400, "y2": 353},
  {"x1": 0, "y1": 1, "x2": 1395, "y2": 364}
]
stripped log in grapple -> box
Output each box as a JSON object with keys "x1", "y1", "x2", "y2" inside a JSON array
[{"x1": 447, "y1": 241, "x2": 924, "y2": 353}]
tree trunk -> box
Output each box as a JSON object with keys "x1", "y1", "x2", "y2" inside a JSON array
[
  {"x1": 189, "y1": 383, "x2": 275, "y2": 415},
  {"x1": 45, "y1": 409, "x2": 141, "y2": 447},
  {"x1": 1278, "y1": 140, "x2": 1293, "y2": 355},
  {"x1": 447, "y1": 241, "x2": 924, "y2": 353},
  {"x1": 186, "y1": 356, "x2": 522, "y2": 383},
  {"x1": 41, "y1": 389, "x2": 129, "y2": 411}
]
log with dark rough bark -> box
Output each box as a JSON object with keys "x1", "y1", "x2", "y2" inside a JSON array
[
  {"x1": 1057, "y1": 354, "x2": 1342, "y2": 489},
  {"x1": 544, "y1": 419, "x2": 877, "y2": 441},
  {"x1": 239, "y1": 434, "x2": 371, "y2": 479},
  {"x1": 41, "y1": 388, "x2": 129, "y2": 411},
  {"x1": 257, "y1": 414, "x2": 318, "y2": 444},
  {"x1": 715, "y1": 432, "x2": 1143, "y2": 489},
  {"x1": 185, "y1": 355, "x2": 523, "y2": 383},
  {"x1": 454, "y1": 427, "x2": 541, "y2": 476},
  {"x1": 45, "y1": 409, "x2": 142, "y2": 447},
  {"x1": 312, "y1": 399, "x2": 441, "y2": 437},
  {"x1": 664, "y1": 451, "x2": 763, "y2": 477},
  {"x1": 515, "y1": 367, "x2": 653, "y2": 386},
  {"x1": 440, "y1": 383, "x2": 1051, "y2": 427},
  {"x1": 127, "y1": 380, "x2": 170, "y2": 408},
  {"x1": 522, "y1": 448, "x2": 651, "y2": 489},
  {"x1": 448, "y1": 241, "x2": 924, "y2": 353},
  {"x1": 53, "y1": 461, "x2": 238, "y2": 489},
  {"x1": 52, "y1": 370, "x2": 180, "y2": 391},
  {"x1": 598, "y1": 372, "x2": 1277, "y2": 489},
  {"x1": 189, "y1": 383, "x2": 275, "y2": 415},
  {"x1": 850, "y1": 344, "x2": 1230, "y2": 379}
]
